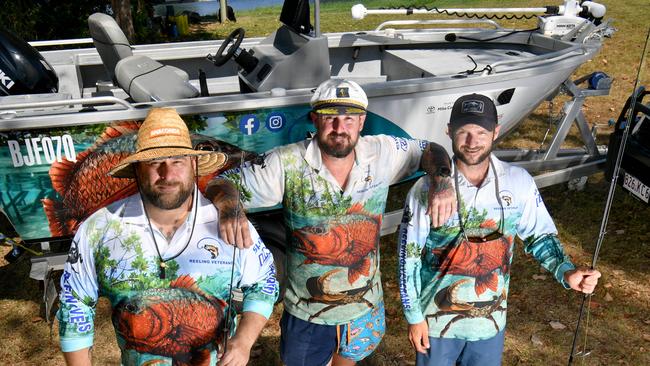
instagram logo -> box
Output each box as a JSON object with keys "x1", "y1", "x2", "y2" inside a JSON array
[{"x1": 266, "y1": 112, "x2": 285, "y2": 132}]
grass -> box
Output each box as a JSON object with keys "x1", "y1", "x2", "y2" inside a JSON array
[{"x1": 2, "y1": 0, "x2": 650, "y2": 365}]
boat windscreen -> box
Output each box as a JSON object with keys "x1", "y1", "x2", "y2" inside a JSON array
[{"x1": 280, "y1": 0, "x2": 312, "y2": 35}]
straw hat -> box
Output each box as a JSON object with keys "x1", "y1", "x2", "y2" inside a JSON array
[{"x1": 108, "y1": 108, "x2": 227, "y2": 178}]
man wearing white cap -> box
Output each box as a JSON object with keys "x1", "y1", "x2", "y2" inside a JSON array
[
  {"x1": 57, "y1": 108, "x2": 279, "y2": 366},
  {"x1": 207, "y1": 79, "x2": 456, "y2": 366},
  {"x1": 398, "y1": 94, "x2": 601, "y2": 365}
]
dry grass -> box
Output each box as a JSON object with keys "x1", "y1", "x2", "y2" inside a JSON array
[{"x1": 2, "y1": 0, "x2": 650, "y2": 365}]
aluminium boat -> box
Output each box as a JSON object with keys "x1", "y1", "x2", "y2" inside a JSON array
[{"x1": 0, "y1": 0, "x2": 613, "y2": 245}]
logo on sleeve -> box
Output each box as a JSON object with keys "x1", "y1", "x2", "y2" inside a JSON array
[{"x1": 534, "y1": 188, "x2": 543, "y2": 207}]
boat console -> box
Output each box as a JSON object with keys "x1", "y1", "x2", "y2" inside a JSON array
[{"x1": 209, "y1": 0, "x2": 330, "y2": 93}]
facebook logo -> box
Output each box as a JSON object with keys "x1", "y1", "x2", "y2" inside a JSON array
[
  {"x1": 239, "y1": 114, "x2": 260, "y2": 135},
  {"x1": 266, "y1": 112, "x2": 285, "y2": 132}
]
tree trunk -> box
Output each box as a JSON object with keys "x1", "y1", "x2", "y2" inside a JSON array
[{"x1": 111, "y1": 0, "x2": 135, "y2": 42}]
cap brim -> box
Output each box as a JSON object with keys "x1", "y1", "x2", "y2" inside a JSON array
[
  {"x1": 108, "y1": 148, "x2": 227, "y2": 178},
  {"x1": 313, "y1": 105, "x2": 366, "y2": 116},
  {"x1": 449, "y1": 114, "x2": 497, "y2": 131}
]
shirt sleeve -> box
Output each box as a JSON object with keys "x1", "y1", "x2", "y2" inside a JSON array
[
  {"x1": 57, "y1": 220, "x2": 100, "y2": 352},
  {"x1": 236, "y1": 221, "x2": 280, "y2": 319},
  {"x1": 517, "y1": 173, "x2": 575, "y2": 288},
  {"x1": 398, "y1": 177, "x2": 431, "y2": 324},
  {"x1": 221, "y1": 148, "x2": 285, "y2": 210},
  {"x1": 377, "y1": 135, "x2": 428, "y2": 184}
]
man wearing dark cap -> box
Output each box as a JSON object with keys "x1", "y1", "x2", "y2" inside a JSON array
[
  {"x1": 57, "y1": 108, "x2": 278, "y2": 366},
  {"x1": 206, "y1": 79, "x2": 456, "y2": 366},
  {"x1": 397, "y1": 94, "x2": 601, "y2": 365}
]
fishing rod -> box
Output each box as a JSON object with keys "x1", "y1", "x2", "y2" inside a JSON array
[
  {"x1": 222, "y1": 152, "x2": 245, "y2": 358},
  {"x1": 567, "y1": 27, "x2": 650, "y2": 366},
  {"x1": 351, "y1": 1, "x2": 606, "y2": 20}
]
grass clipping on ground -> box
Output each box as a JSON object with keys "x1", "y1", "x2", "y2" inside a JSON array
[{"x1": 2, "y1": 0, "x2": 650, "y2": 365}]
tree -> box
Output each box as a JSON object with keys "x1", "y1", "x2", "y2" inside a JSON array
[{"x1": 111, "y1": 0, "x2": 135, "y2": 42}]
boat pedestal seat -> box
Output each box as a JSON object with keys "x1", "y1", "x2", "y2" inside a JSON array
[
  {"x1": 88, "y1": 13, "x2": 134, "y2": 83},
  {"x1": 115, "y1": 55, "x2": 199, "y2": 102}
]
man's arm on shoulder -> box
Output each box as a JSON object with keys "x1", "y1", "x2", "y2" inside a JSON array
[
  {"x1": 421, "y1": 141, "x2": 456, "y2": 227},
  {"x1": 206, "y1": 178, "x2": 252, "y2": 249},
  {"x1": 206, "y1": 151, "x2": 285, "y2": 249},
  {"x1": 378, "y1": 135, "x2": 456, "y2": 226}
]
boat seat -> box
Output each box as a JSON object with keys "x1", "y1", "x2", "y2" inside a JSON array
[
  {"x1": 88, "y1": 13, "x2": 133, "y2": 82},
  {"x1": 88, "y1": 12, "x2": 198, "y2": 102},
  {"x1": 115, "y1": 55, "x2": 199, "y2": 102}
]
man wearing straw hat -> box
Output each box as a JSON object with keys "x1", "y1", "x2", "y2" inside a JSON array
[
  {"x1": 57, "y1": 108, "x2": 279, "y2": 366},
  {"x1": 206, "y1": 79, "x2": 456, "y2": 366}
]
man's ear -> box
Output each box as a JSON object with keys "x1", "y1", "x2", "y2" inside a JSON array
[
  {"x1": 309, "y1": 111, "x2": 318, "y2": 126},
  {"x1": 493, "y1": 125, "x2": 502, "y2": 141},
  {"x1": 446, "y1": 125, "x2": 451, "y2": 137},
  {"x1": 358, "y1": 114, "x2": 366, "y2": 131}
]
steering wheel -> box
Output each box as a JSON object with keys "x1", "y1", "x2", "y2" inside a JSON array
[{"x1": 211, "y1": 28, "x2": 246, "y2": 66}]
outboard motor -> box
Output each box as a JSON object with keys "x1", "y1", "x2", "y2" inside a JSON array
[{"x1": 0, "y1": 27, "x2": 58, "y2": 96}]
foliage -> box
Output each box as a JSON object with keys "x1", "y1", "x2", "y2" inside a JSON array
[
  {"x1": 0, "y1": 0, "x2": 161, "y2": 44},
  {"x1": 0, "y1": 0, "x2": 109, "y2": 41},
  {"x1": 283, "y1": 164, "x2": 351, "y2": 218}
]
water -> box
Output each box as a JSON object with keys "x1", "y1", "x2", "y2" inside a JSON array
[
  {"x1": 154, "y1": 0, "x2": 286, "y2": 17},
  {"x1": 230, "y1": 0, "x2": 286, "y2": 11}
]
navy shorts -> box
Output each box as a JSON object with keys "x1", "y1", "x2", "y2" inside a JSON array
[
  {"x1": 280, "y1": 302, "x2": 385, "y2": 366},
  {"x1": 416, "y1": 330, "x2": 506, "y2": 366}
]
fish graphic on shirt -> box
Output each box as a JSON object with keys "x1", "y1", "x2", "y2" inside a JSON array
[
  {"x1": 112, "y1": 275, "x2": 227, "y2": 365},
  {"x1": 293, "y1": 203, "x2": 381, "y2": 284}
]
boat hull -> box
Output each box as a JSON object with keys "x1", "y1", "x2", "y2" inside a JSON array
[{"x1": 0, "y1": 23, "x2": 606, "y2": 241}]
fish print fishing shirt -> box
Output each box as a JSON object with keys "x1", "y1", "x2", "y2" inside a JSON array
[
  {"x1": 398, "y1": 156, "x2": 576, "y2": 341},
  {"x1": 57, "y1": 189, "x2": 279, "y2": 365},
  {"x1": 224, "y1": 135, "x2": 426, "y2": 325}
]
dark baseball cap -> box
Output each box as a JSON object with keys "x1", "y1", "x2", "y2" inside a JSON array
[{"x1": 449, "y1": 94, "x2": 498, "y2": 131}]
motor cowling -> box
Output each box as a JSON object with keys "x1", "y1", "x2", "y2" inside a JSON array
[{"x1": 0, "y1": 26, "x2": 58, "y2": 96}]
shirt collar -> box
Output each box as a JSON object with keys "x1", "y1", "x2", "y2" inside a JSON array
[{"x1": 452, "y1": 153, "x2": 503, "y2": 188}]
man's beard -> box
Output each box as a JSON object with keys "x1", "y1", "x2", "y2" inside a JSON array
[
  {"x1": 318, "y1": 132, "x2": 357, "y2": 158},
  {"x1": 452, "y1": 143, "x2": 492, "y2": 166},
  {"x1": 140, "y1": 179, "x2": 194, "y2": 210}
]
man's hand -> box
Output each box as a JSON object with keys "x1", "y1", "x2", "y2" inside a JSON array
[
  {"x1": 218, "y1": 337, "x2": 252, "y2": 366},
  {"x1": 420, "y1": 142, "x2": 456, "y2": 227},
  {"x1": 564, "y1": 267, "x2": 601, "y2": 294},
  {"x1": 408, "y1": 321, "x2": 430, "y2": 354},
  {"x1": 219, "y1": 209, "x2": 253, "y2": 250},
  {"x1": 427, "y1": 175, "x2": 456, "y2": 227},
  {"x1": 219, "y1": 312, "x2": 268, "y2": 366},
  {"x1": 205, "y1": 178, "x2": 253, "y2": 249}
]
